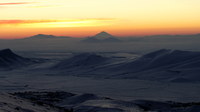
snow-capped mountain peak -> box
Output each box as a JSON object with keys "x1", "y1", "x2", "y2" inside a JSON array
[
  {"x1": 93, "y1": 31, "x2": 115, "y2": 40},
  {"x1": 82, "y1": 31, "x2": 121, "y2": 42}
]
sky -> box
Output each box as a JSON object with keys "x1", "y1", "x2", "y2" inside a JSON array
[{"x1": 0, "y1": 0, "x2": 200, "y2": 38}]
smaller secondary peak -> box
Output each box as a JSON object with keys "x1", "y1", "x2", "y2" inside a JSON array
[
  {"x1": 24, "y1": 34, "x2": 56, "y2": 39},
  {"x1": 32, "y1": 34, "x2": 56, "y2": 38},
  {"x1": 24, "y1": 34, "x2": 71, "y2": 39}
]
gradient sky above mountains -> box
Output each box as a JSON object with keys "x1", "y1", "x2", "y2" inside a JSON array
[{"x1": 0, "y1": 0, "x2": 200, "y2": 38}]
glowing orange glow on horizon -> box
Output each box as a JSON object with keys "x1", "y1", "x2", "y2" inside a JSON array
[
  {"x1": 1, "y1": 25, "x2": 200, "y2": 39},
  {"x1": 0, "y1": 0, "x2": 200, "y2": 38}
]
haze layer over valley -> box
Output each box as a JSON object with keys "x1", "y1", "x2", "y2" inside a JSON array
[{"x1": 1, "y1": 32, "x2": 200, "y2": 53}]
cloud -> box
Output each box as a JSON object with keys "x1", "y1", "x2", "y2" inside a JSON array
[
  {"x1": 0, "y1": 20, "x2": 58, "y2": 24},
  {"x1": 0, "y1": 19, "x2": 117, "y2": 28},
  {"x1": 0, "y1": 2, "x2": 60, "y2": 9},
  {"x1": 26, "y1": 5, "x2": 60, "y2": 8},
  {"x1": 0, "y1": 2, "x2": 33, "y2": 6}
]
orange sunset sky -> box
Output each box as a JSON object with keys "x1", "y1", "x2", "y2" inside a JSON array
[{"x1": 0, "y1": 0, "x2": 200, "y2": 38}]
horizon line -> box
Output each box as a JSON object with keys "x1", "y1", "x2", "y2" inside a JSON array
[{"x1": 1, "y1": 32, "x2": 200, "y2": 39}]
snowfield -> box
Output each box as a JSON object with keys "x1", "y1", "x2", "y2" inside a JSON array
[
  {"x1": 1, "y1": 91, "x2": 200, "y2": 112},
  {"x1": 0, "y1": 49, "x2": 200, "y2": 111}
]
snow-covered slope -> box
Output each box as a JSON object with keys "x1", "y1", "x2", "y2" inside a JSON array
[
  {"x1": 53, "y1": 53, "x2": 109, "y2": 69},
  {"x1": 12, "y1": 91, "x2": 200, "y2": 112},
  {"x1": 59, "y1": 93, "x2": 99, "y2": 105},
  {"x1": 114, "y1": 49, "x2": 200, "y2": 71},
  {"x1": 48, "y1": 49, "x2": 200, "y2": 82},
  {"x1": 52, "y1": 53, "x2": 110, "y2": 75},
  {"x1": 0, "y1": 93, "x2": 71, "y2": 112},
  {"x1": 13, "y1": 91, "x2": 142, "y2": 112},
  {"x1": 108, "y1": 49, "x2": 200, "y2": 82},
  {"x1": 83, "y1": 31, "x2": 121, "y2": 42},
  {"x1": 0, "y1": 49, "x2": 35, "y2": 70}
]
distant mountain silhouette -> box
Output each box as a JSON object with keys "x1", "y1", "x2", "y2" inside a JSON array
[
  {"x1": 82, "y1": 31, "x2": 121, "y2": 42},
  {"x1": 0, "y1": 49, "x2": 34, "y2": 70},
  {"x1": 24, "y1": 34, "x2": 71, "y2": 39}
]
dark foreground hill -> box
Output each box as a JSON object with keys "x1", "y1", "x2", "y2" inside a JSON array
[{"x1": 0, "y1": 49, "x2": 35, "y2": 70}]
